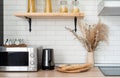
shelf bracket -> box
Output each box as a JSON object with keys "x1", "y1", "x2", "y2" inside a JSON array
[
  {"x1": 74, "y1": 16, "x2": 77, "y2": 32},
  {"x1": 25, "y1": 17, "x2": 32, "y2": 32}
]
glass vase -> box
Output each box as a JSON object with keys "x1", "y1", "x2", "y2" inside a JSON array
[
  {"x1": 71, "y1": 0, "x2": 80, "y2": 13},
  {"x1": 60, "y1": 0, "x2": 68, "y2": 13}
]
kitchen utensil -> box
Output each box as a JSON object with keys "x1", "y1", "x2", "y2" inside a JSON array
[{"x1": 41, "y1": 48, "x2": 55, "y2": 70}]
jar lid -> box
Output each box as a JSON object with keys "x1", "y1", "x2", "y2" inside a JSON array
[
  {"x1": 72, "y1": 0, "x2": 79, "y2": 6},
  {"x1": 60, "y1": 0, "x2": 67, "y2": 5}
]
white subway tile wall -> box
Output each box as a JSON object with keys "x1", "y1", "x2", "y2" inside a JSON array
[{"x1": 4, "y1": 0, "x2": 120, "y2": 65}]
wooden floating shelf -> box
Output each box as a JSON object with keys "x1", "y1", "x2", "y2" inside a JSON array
[
  {"x1": 14, "y1": 12, "x2": 84, "y2": 32},
  {"x1": 14, "y1": 13, "x2": 84, "y2": 18}
]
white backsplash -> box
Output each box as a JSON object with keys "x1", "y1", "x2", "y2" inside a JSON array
[{"x1": 4, "y1": 0, "x2": 120, "y2": 65}]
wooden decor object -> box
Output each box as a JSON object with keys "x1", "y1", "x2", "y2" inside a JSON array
[{"x1": 56, "y1": 63, "x2": 92, "y2": 73}]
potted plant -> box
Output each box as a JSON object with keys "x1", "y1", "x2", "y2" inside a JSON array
[{"x1": 66, "y1": 20, "x2": 108, "y2": 67}]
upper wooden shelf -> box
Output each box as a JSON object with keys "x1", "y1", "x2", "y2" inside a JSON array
[
  {"x1": 14, "y1": 12, "x2": 84, "y2": 32},
  {"x1": 14, "y1": 13, "x2": 84, "y2": 18}
]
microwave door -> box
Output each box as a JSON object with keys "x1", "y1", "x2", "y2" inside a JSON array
[{"x1": 0, "y1": 52, "x2": 29, "y2": 71}]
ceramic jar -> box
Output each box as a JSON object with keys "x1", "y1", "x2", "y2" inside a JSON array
[
  {"x1": 44, "y1": 0, "x2": 52, "y2": 13},
  {"x1": 27, "y1": 0, "x2": 36, "y2": 12}
]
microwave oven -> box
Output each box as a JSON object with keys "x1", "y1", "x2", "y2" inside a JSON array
[{"x1": 0, "y1": 47, "x2": 39, "y2": 71}]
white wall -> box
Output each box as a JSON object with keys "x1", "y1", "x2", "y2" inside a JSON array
[{"x1": 4, "y1": 0, "x2": 120, "y2": 65}]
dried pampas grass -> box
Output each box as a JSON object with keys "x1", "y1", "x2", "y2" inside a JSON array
[{"x1": 66, "y1": 20, "x2": 108, "y2": 52}]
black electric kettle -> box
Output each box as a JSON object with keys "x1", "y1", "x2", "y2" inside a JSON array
[{"x1": 41, "y1": 48, "x2": 55, "y2": 70}]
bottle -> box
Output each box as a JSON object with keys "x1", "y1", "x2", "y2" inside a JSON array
[
  {"x1": 44, "y1": 0, "x2": 52, "y2": 13},
  {"x1": 71, "y1": 0, "x2": 80, "y2": 13},
  {"x1": 60, "y1": 0, "x2": 68, "y2": 13},
  {"x1": 27, "y1": 0, "x2": 36, "y2": 13}
]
